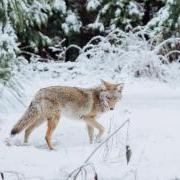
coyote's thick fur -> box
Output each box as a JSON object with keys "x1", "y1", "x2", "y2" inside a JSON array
[{"x1": 11, "y1": 80, "x2": 124, "y2": 150}]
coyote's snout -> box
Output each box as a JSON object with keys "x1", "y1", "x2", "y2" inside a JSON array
[{"x1": 11, "y1": 80, "x2": 124, "y2": 150}]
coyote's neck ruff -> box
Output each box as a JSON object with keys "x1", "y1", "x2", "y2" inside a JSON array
[{"x1": 11, "y1": 80, "x2": 124, "y2": 150}]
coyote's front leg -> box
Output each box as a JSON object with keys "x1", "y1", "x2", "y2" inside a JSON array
[
  {"x1": 45, "y1": 112, "x2": 60, "y2": 150},
  {"x1": 86, "y1": 124, "x2": 94, "y2": 144},
  {"x1": 84, "y1": 116, "x2": 105, "y2": 143}
]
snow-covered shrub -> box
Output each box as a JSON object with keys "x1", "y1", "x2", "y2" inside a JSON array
[{"x1": 76, "y1": 29, "x2": 180, "y2": 81}]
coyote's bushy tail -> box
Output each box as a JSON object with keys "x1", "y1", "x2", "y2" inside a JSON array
[{"x1": 11, "y1": 102, "x2": 39, "y2": 136}]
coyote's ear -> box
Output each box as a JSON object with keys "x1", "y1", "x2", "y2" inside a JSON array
[
  {"x1": 100, "y1": 79, "x2": 107, "y2": 90},
  {"x1": 101, "y1": 79, "x2": 110, "y2": 86},
  {"x1": 116, "y1": 83, "x2": 124, "y2": 91}
]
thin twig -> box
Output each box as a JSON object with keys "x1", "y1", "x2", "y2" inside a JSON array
[{"x1": 66, "y1": 119, "x2": 130, "y2": 180}]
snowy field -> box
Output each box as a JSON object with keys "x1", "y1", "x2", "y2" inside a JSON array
[
  {"x1": 0, "y1": 61, "x2": 180, "y2": 180},
  {"x1": 0, "y1": 29, "x2": 180, "y2": 180}
]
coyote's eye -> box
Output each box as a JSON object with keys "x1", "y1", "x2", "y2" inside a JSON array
[
  {"x1": 111, "y1": 96, "x2": 117, "y2": 100},
  {"x1": 118, "y1": 89, "x2": 122, "y2": 93}
]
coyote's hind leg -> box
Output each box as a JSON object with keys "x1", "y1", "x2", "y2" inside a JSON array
[{"x1": 24, "y1": 116, "x2": 42, "y2": 144}]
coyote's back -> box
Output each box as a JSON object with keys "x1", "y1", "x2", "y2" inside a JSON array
[{"x1": 11, "y1": 85, "x2": 93, "y2": 133}]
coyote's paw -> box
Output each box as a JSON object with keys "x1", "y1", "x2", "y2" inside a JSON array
[
  {"x1": 23, "y1": 142, "x2": 30, "y2": 146},
  {"x1": 95, "y1": 136, "x2": 105, "y2": 143},
  {"x1": 48, "y1": 147, "x2": 58, "y2": 151}
]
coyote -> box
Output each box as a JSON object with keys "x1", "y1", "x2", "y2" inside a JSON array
[{"x1": 11, "y1": 80, "x2": 124, "y2": 150}]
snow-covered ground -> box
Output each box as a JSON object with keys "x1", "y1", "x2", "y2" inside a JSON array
[{"x1": 0, "y1": 62, "x2": 180, "y2": 180}]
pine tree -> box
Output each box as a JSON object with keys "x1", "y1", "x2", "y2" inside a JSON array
[
  {"x1": 163, "y1": 0, "x2": 180, "y2": 38},
  {"x1": 85, "y1": 0, "x2": 145, "y2": 32},
  {"x1": 0, "y1": 0, "x2": 18, "y2": 83},
  {"x1": 145, "y1": 0, "x2": 180, "y2": 39},
  {"x1": 0, "y1": 0, "x2": 179, "y2": 65},
  {"x1": 0, "y1": 0, "x2": 66, "y2": 60},
  {"x1": 8, "y1": 0, "x2": 52, "y2": 52}
]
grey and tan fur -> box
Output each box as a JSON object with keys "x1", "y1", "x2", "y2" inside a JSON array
[{"x1": 11, "y1": 80, "x2": 124, "y2": 150}]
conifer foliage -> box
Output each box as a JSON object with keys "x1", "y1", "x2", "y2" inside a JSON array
[{"x1": 0, "y1": 0, "x2": 179, "y2": 81}]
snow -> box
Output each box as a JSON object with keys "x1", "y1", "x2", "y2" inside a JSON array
[
  {"x1": 128, "y1": 2, "x2": 142, "y2": 16},
  {"x1": 88, "y1": 22, "x2": 105, "y2": 32},
  {"x1": 115, "y1": 8, "x2": 121, "y2": 17},
  {"x1": 51, "y1": 0, "x2": 66, "y2": 14},
  {"x1": 86, "y1": 0, "x2": 101, "y2": 11},
  {"x1": 101, "y1": 4, "x2": 110, "y2": 15},
  {"x1": 62, "y1": 11, "x2": 82, "y2": 35},
  {"x1": 0, "y1": 60, "x2": 180, "y2": 179}
]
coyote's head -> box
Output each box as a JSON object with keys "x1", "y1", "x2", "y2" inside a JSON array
[{"x1": 100, "y1": 80, "x2": 124, "y2": 111}]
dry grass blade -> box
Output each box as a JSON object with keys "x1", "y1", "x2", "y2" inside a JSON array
[
  {"x1": 126, "y1": 145, "x2": 132, "y2": 164},
  {"x1": 66, "y1": 119, "x2": 130, "y2": 180},
  {"x1": 94, "y1": 173, "x2": 98, "y2": 180},
  {"x1": 0, "y1": 172, "x2": 4, "y2": 180}
]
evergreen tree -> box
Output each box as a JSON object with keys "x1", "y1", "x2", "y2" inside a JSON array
[
  {"x1": 8, "y1": 0, "x2": 52, "y2": 52},
  {"x1": 145, "y1": 0, "x2": 180, "y2": 39},
  {"x1": 0, "y1": 0, "x2": 179, "y2": 65},
  {"x1": 163, "y1": 0, "x2": 180, "y2": 38},
  {"x1": 99, "y1": 0, "x2": 144, "y2": 31},
  {"x1": 0, "y1": 0, "x2": 18, "y2": 83}
]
